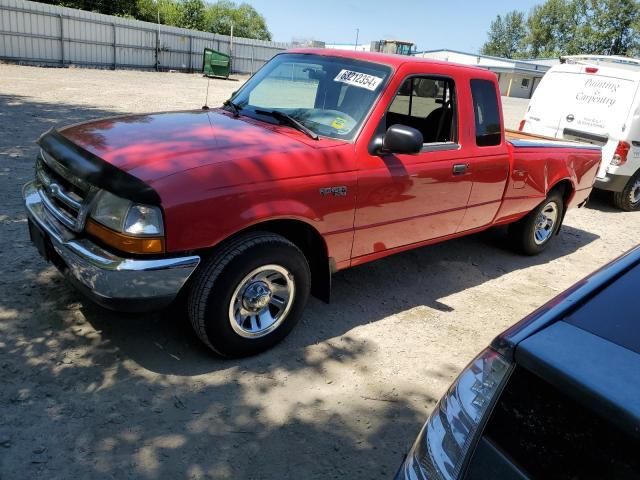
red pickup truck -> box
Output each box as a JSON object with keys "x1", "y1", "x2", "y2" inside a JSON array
[{"x1": 24, "y1": 49, "x2": 601, "y2": 357}]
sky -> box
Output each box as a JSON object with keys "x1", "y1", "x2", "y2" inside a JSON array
[{"x1": 241, "y1": 0, "x2": 542, "y2": 53}]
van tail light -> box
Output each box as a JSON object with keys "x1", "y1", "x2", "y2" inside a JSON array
[
  {"x1": 518, "y1": 119, "x2": 526, "y2": 131},
  {"x1": 611, "y1": 141, "x2": 631, "y2": 166},
  {"x1": 396, "y1": 349, "x2": 512, "y2": 480},
  {"x1": 585, "y1": 67, "x2": 599, "y2": 74}
]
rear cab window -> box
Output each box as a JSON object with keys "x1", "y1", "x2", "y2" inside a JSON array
[{"x1": 470, "y1": 79, "x2": 502, "y2": 146}]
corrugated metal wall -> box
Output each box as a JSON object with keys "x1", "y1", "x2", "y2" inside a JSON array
[{"x1": 0, "y1": 0, "x2": 290, "y2": 73}]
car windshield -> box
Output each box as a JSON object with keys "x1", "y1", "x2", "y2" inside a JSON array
[{"x1": 229, "y1": 53, "x2": 392, "y2": 141}]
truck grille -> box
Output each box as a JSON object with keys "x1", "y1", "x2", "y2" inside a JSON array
[{"x1": 35, "y1": 149, "x2": 96, "y2": 232}]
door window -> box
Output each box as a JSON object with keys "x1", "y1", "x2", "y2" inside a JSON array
[{"x1": 385, "y1": 77, "x2": 457, "y2": 144}]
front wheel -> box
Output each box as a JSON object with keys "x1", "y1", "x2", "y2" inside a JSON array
[
  {"x1": 187, "y1": 232, "x2": 311, "y2": 357},
  {"x1": 509, "y1": 191, "x2": 564, "y2": 255},
  {"x1": 612, "y1": 171, "x2": 640, "y2": 211}
]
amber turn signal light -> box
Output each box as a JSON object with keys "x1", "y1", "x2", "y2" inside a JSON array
[{"x1": 86, "y1": 219, "x2": 165, "y2": 254}]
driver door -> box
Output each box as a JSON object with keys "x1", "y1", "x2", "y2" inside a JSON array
[{"x1": 352, "y1": 75, "x2": 473, "y2": 258}]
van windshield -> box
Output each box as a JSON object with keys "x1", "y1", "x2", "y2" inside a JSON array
[{"x1": 228, "y1": 53, "x2": 391, "y2": 141}]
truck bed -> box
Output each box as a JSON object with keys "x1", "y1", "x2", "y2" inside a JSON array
[
  {"x1": 505, "y1": 128, "x2": 593, "y2": 147},
  {"x1": 494, "y1": 129, "x2": 602, "y2": 224},
  {"x1": 505, "y1": 129, "x2": 599, "y2": 150},
  {"x1": 506, "y1": 129, "x2": 559, "y2": 142}
]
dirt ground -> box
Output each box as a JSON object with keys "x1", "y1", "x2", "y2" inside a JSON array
[{"x1": 1, "y1": 64, "x2": 639, "y2": 479}]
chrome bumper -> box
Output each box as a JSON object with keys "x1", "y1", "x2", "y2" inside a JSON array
[{"x1": 23, "y1": 181, "x2": 200, "y2": 312}]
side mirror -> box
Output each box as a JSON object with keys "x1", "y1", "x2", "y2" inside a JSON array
[{"x1": 382, "y1": 124, "x2": 423, "y2": 154}]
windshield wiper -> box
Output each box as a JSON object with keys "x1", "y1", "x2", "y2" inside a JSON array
[
  {"x1": 223, "y1": 99, "x2": 241, "y2": 117},
  {"x1": 254, "y1": 109, "x2": 319, "y2": 140}
]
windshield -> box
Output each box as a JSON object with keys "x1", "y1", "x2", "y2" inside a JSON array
[{"x1": 230, "y1": 53, "x2": 392, "y2": 141}]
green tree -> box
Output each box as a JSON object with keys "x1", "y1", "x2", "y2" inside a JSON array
[
  {"x1": 481, "y1": 10, "x2": 526, "y2": 58},
  {"x1": 488, "y1": 0, "x2": 640, "y2": 58},
  {"x1": 527, "y1": 0, "x2": 579, "y2": 57},
  {"x1": 39, "y1": 0, "x2": 138, "y2": 16},
  {"x1": 136, "y1": 0, "x2": 182, "y2": 25},
  {"x1": 180, "y1": 0, "x2": 207, "y2": 30},
  {"x1": 37, "y1": 0, "x2": 273, "y2": 39},
  {"x1": 206, "y1": 1, "x2": 272, "y2": 40},
  {"x1": 578, "y1": 0, "x2": 640, "y2": 55}
]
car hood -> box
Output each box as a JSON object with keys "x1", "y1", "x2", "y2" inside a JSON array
[{"x1": 59, "y1": 109, "x2": 341, "y2": 182}]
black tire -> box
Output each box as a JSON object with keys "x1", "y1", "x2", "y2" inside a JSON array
[
  {"x1": 187, "y1": 231, "x2": 311, "y2": 357},
  {"x1": 509, "y1": 191, "x2": 564, "y2": 256},
  {"x1": 612, "y1": 171, "x2": 640, "y2": 211}
]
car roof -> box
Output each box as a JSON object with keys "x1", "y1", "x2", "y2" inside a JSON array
[
  {"x1": 564, "y1": 261, "x2": 640, "y2": 354},
  {"x1": 499, "y1": 245, "x2": 640, "y2": 438},
  {"x1": 494, "y1": 244, "x2": 640, "y2": 357},
  {"x1": 284, "y1": 48, "x2": 495, "y2": 76}
]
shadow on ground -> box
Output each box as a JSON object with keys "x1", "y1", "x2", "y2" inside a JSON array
[
  {"x1": 0, "y1": 92, "x2": 600, "y2": 479},
  {"x1": 77, "y1": 223, "x2": 599, "y2": 377},
  {"x1": 584, "y1": 188, "x2": 624, "y2": 213}
]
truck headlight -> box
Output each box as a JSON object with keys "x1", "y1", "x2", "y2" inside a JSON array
[
  {"x1": 87, "y1": 190, "x2": 165, "y2": 254},
  {"x1": 397, "y1": 349, "x2": 511, "y2": 480}
]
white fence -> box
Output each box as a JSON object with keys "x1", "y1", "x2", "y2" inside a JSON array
[{"x1": 0, "y1": 0, "x2": 290, "y2": 74}]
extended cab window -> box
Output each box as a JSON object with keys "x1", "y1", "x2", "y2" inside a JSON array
[
  {"x1": 470, "y1": 79, "x2": 501, "y2": 146},
  {"x1": 386, "y1": 77, "x2": 457, "y2": 144}
]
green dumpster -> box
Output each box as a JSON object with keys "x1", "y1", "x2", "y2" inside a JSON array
[{"x1": 202, "y1": 48, "x2": 231, "y2": 78}]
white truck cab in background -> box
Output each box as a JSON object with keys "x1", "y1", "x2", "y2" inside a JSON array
[{"x1": 520, "y1": 55, "x2": 640, "y2": 211}]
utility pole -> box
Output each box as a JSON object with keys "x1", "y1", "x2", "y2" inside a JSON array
[
  {"x1": 230, "y1": 23, "x2": 234, "y2": 74},
  {"x1": 155, "y1": 4, "x2": 161, "y2": 71},
  {"x1": 355, "y1": 28, "x2": 359, "y2": 51}
]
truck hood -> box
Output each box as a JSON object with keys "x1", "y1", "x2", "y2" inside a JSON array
[{"x1": 59, "y1": 109, "x2": 339, "y2": 182}]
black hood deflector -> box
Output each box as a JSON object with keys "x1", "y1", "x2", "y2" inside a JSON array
[{"x1": 38, "y1": 128, "x2": 161, "y2": 205}]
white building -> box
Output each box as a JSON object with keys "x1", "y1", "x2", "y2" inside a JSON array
[{"x1": 415, "y1": 49, "x2": 559, "y2": 99}]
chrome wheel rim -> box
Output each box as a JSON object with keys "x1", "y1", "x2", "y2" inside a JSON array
[
  {"x1": 630, "y1": 179, "x2": 640, "y2": 205},
  {"x1": 228, "y1": 264, "x2": 295, "y2": 339},
  {"x1": 533, "y1": 201, "x2": 559, "y2": 245}
]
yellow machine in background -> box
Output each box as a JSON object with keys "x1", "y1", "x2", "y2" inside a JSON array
[{"x1": 370, "y1": 40, "x2": 415, "y2": 55}]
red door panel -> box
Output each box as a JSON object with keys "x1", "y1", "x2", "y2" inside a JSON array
[
  {"x1": 352, "y1": 149, "x2": 472, "y2": 257},
  {"x1": 457, "y1": 153, "x2": 510, "y2": 231}
]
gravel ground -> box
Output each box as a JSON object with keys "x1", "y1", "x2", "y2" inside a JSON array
[{"x1": 1, "y1": 64, "x2": 639, "y2": 479}]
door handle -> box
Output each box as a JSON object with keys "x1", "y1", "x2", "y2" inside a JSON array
[{"x1": 452, "y1": 163, "x2": 469, "y2": 175}]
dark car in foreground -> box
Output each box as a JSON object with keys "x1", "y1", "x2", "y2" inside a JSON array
[{"x1": 396, "y1": 245, "x2": 640, "y2": 479}]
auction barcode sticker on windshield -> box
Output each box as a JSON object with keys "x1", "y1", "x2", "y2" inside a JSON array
[{"x1": 334, "y1": 69, "x2": 383, "y2": 91}]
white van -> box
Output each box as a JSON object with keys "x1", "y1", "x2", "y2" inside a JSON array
[{"x1": 520, "y1": 55, "x2": 640, "y2": 211}]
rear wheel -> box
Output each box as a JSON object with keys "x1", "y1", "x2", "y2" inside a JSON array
[
  {"x1": 187, "y1": 232, "x2": 311, "y2": 357},
  {"x1": 612, "y1": 171, "x2": 640, "y2": 211},
  {"x1": 509, "y1": 191, "x2": 564, "y2": 255}
]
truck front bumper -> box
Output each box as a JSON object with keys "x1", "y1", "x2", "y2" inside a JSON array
[{"x1": 23, "y1": 181, "x2": 200, "y2": 312}]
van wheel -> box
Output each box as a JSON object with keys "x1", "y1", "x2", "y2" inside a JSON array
[
  {"x1": 509, "y1": 191, "x2": 564, "y2": 255},
  {"x1": 187, "y1": 232, "x2": 311, "y2": 357},
  {"x1": 612, "y1": 171, "x2": 640, "y2": 211}
]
